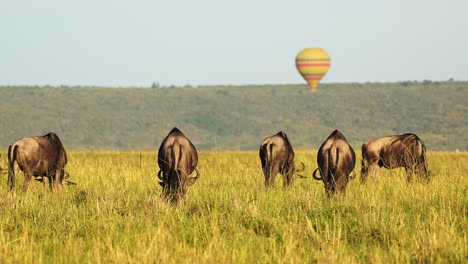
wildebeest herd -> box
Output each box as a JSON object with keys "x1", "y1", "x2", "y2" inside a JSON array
[{"x1": 1, "y1": 128, "x2": 430, "y2": 204}]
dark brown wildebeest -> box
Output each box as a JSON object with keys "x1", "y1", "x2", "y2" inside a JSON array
[
  {"x1": 157, "y1": 127, "x2": 200, "y2": 204},
  {"x1": 360, "y1": 133, "x2": 429, "y2": 183},
  {"x1": 259, "y1": 131, "x2": 305, "y2": 187},
  {"x1": 312, "y1": 130, "x2": 356, "y2": 196},
  {"x1": 8, "y1": 132, "x2": 69, "y2": 192}
]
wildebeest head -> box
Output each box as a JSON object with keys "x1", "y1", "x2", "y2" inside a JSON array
[
  {"x1": 158, "y1": 165, "x2": 199, "y2": 204},
  {"x1": 34, "y1": 170, "x2": 76, "y2": 185},
  {"x1": 415, "y1": 140, "x2": 430, "y2": 181},
  {"x1": 157, "y1": 127, "x2": 200, "y2": 204}
]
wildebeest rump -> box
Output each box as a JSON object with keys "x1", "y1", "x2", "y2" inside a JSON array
[
  {"x1": 8, "y1": 132, "x2": 69, "y2": 192},
  {"x1": 157, "y1": 127, "x2": 200, "y2": 204},
  {"x1": 360, "y1": 133, "x2": 429, "y2": 183},
  {"x1": 259, "y1": 131, "x2": 305, "y2": 187},
  {"x1": 312, "y1": 130, "x2": 356, "y2": 196}
]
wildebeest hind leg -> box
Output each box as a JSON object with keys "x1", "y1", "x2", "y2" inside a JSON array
[
  {"x1": 9, "y1": 162, "x2": 20, "y2": 190},
  {"x1": 405, "y1": 168, "x2": 413, "y2": 183},
  {"x1": 262, "y1": 165, "x2": 269, "y2": 186},
  {"x1": 53, "y1": 169, "x2": 63, "y2": 192},
  {"x1": 325, "y1": 184, "x2": 335, "y2": 198},
  {"x1": 42, "y1": 176, "x2": 52, "y2": 190},
  {"x1": 283, "y1": 173, "x2": 293, "y2": 187},
  {"x1": 22, "y1": 172, "x2": 33, "y2": 193},
  {"x1": 264, "y1": 165, "x2": 277, "y2": 187},
  {"x1": 369, "y1": 164, "x2": 379, "y2": 182},
  {"x1": 336, "y1": 174, "x2": 347, "y2": 195}
]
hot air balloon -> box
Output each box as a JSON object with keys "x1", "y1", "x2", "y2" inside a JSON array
[{"x1": 295, "y1": 48, "x2": 331, "y2": 92}]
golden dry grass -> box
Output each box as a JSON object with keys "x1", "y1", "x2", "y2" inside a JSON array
[{"x1": 0, "y1": 151, "x2": 466, "y2": 263}]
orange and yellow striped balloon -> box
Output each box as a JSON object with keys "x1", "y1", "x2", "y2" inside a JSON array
[{"x1": 295, "y1": 48, "x2": 331, "y2": 92}]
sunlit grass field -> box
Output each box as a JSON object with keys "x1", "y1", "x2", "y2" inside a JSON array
[{"x1": 0, "y1": 151, "x2": 466, "y2": 263}]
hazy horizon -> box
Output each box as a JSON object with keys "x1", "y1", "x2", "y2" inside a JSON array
[{"x1": 1, "y1": 0, "x2": 467, "y2": 87}]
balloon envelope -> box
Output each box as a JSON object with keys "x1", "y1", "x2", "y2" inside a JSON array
[{"x1": 295, "y1": 48, "x2": 331, "y2": 92}]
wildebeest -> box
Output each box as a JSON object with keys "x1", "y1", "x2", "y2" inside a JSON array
[
  {"x1": 312, "y1": 130, "x2": 356, "y2": 196},
  {"x1": 8, "y1": 132, "x2": 69, "y2": 192},
  {"x1": 157, "y1": 127, "x2": 200, "y2": 204},
  {"x1": 360, "y1": 133, "x2": 429, "y2": 183},
  {"x1": 259, "y1": 131, "x2": 305, "y2": 187}
]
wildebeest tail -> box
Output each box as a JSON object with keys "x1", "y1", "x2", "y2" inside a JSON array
[
  {"x1": 329, "y1": 147, "x2": 339, "y2": 182},
  {"x1": 7, "y1": 144, "x2": 18, "y2": 190},
  {"x1": 418, "y1": 139, "x2": 429, "y2": 175},
  {"x1": 266, "y1": 142, "x2": 275, "y2": 176},
  {"x1": 361, "y1": 144, "x2": 368, "y2": 174},
  {"x1": 169, "y1": 141, "x2": 182, "y2": 185},
  {"x1": 320, "y1": 149, "x2": 330, "y2": 183},
  {"x1": 419, "y1": 139, "x2": 427, "y2": 161},
  {"x1": 260, "y1": 142, "x2": 274, "y2": 173},
  {"x1": 268, "y1": 143, "x2": 273, "y2": 166}
]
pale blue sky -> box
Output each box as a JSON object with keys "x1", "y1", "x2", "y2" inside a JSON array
[{"x1": 1, "y1": 0, "x2": 467, "y2": 87}]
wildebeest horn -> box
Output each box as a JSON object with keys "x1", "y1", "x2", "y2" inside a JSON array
[
  {"x1": 65, "y1": 180, "x2": 77, "y2": 185},
  {"x1": 157, "y1": 170, "x2": 163, "y2": 180},
  {"x1": 294, "y1": 161, "x2": 307, "y2": 178},
  {"x1": 348, "y1": 170, "x2": 357, "y2": 180},
  {"x1": 312, "y1": 168, "x2": 322, "y2": 180},
  {"x1": 192, "y1": 169, "x2": 200, "y2": 180},
  {"x1": 33, "y1": 178, "x2": 77, "y2": 186},
  {"x1": 296, "y1": 173, "x2": 307, "y2": 179},
  {"x1": 296, "y1": 161, "x2": 305, "y2": 173},
  {"x1": 186, "y1": 169, "x2": 200, "y2": 187}
]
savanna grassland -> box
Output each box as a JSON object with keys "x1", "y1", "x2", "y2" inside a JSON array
[{"x1": 0, "y1": 151, "x2": 466, "y2": 263}]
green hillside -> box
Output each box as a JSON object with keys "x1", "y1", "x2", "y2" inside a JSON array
[{"x1": 0, "y1": 82, "x2": 466, "y2": 151}]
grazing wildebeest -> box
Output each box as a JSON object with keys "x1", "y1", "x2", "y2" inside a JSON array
[
  {"x1": 312, "y1": 130, "x2": 356, "y2": 196},
  {"x1": 259, "y1": 131, "x2": 305, "y2": 187},
  {"x1": 8, "y1": 132, "x2": 69, "y2": 192},
  {"x1": 157, "y1": 127, "x2": 200, "y2": 204},
  {"x1": 360, "y1": 133, "x2": 429, "y2": 183}
]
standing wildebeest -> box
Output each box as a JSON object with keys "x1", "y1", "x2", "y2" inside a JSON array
[
  {"x1": 259, "y1": 131, "x2": 305, "y2": 187},
  {"x1": 312, "y1": 130, "x2": 356, "y2": 196},
  {"x1": 157, "y1": 127, "x2": 200, "y2": 204},
  {"x1": 360, "y1": 133, "x2": 429, "y2": 183},
  {"x1": 8, "y1": 132, "x2": 69, "y2": 192}
]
